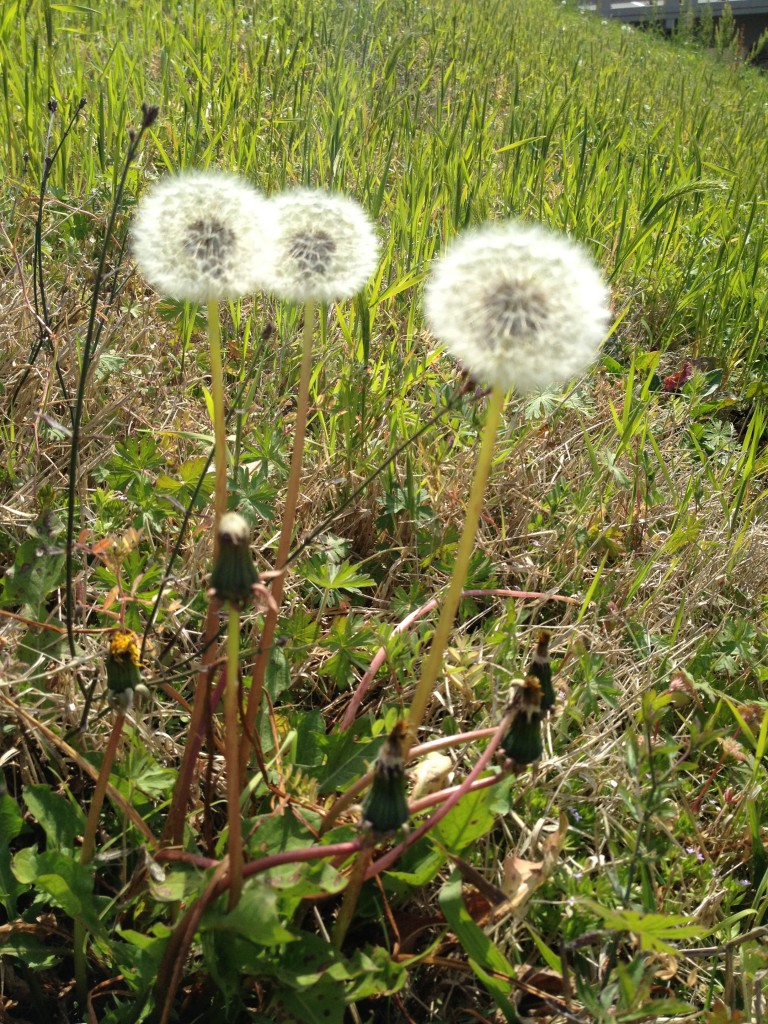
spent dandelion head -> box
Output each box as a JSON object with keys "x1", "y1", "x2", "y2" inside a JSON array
[
  {"x1": 131, "y1": 170, "x2": 276, "y2": 303},
  {"x1": 424, "y1": 221, "x2": 611, "y2": 394},
  {"x1": 261, "y1": 188, "x2": 379, "y2": 304}
]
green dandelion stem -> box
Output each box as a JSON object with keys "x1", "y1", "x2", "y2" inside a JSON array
[
  {"x1": 407, "y1": 385, "x2": 506, "y2": 736},
  {"x1": 225, "y1": 603, "x2": 243, "y2": 909},
  {"x1": 331, "y1": 840, "x2": 374, "y2": 949},
  {"x1": 241, "y1": 298, "x2": 316, "y2": 777},
  {"x1": 208, "y1": 299, "x2": 227, "y2": 553}
]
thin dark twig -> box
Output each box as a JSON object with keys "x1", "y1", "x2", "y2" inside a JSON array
[
  {"x1": 64, "y1": 104, "x2": 159, "y2": 660},
  {"x1": 10, "y1": 98, "x2": 87, "y2": 418}
]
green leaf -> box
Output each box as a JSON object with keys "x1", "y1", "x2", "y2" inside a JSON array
[
  {"x1": 201, "y1": 882, "x2": 294, "y2": 946},
  {"x1": 1, "y1": 538, "x2": 66, "y2": 618},
  {"x1": 294, "y1": 710, "x2": 326, "y2": 770},
  {"x1": 316, "y1": 727, "x2": 381, "y2": 795},
  {"x1": 24, "y1": 783, "x2": 84, "y2": 852},
  {"x1": 439, "y1": 870, "x2": 520, "y2": 1021},
  {"x1": 12, "y1": 848, "x2": 103, "y2": 933},
  {"x1": 581, "y1": 900, "x2": 702, "y2": 954},
  {"x1": 272, "y1": 978, "x2": 345, "y2": 1024},
  {"x1": 431, "y1": 779, "x2": 499, "y2": 852},
  {"x1": 0, "y1": 796, "x2": 27, "y2": 916},
  {"x1": 0, "y1": 791, "x2": 24, "y2": 841},
  {"x1": 1, "y1": 933, "x2": 63, "y2": 970},
  {"x1": 266, "y1": 644, "x2": 292, "y2": 702}
]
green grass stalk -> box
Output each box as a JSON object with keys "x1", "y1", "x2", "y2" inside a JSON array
[
  {"x1": 225, "y1": 604, "x2": 243, "y2": 909},
  {"x1": 208, "y1": 298, "x2": 227, "y2": 554},
  {"x1": 406, "y1": 386, "x2": 506, "y2": 736},
  {"x1": 240, "y1": 299, "x2": 316, "y2": 779},
  {"x1": 162, "y1": 300, "x2": 229, "y2": 845},
  {"x1": 331, "y1": 840, "x2": 374, "y2": 949}
]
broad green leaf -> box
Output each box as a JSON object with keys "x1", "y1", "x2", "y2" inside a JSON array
[
  {"x1": 1, "y1": 538, "x2": 66, "y2": 618},
  {"x1": 385, "y1": 847, "x2": 445, "y2": 890},
  {"x1": 1, "y1": 933, "x2": 62, "y2": 970},
  {"x1": 0, "y1": 796, "x2": 27, "y2": 915},
  {"x1": 431, "y1": 780, "x2": 498, "y2": 852},
  {"x1": 24, "y1": 783, "x2": 84, "y2": 852},
  {"x1": 272, "y1": 978, "x2": 345, "y2": 1024},
  {"x1": 12, "y1": 848, "x2": 103, "y2": 933},
  {"x1": 317, "y1": 728, "x2": 381, "y2": 795},
  {"x1": 439, "y1": 870, "x2": 519, "y2": 1021},
  {"x1": 0, "y1": 791, "x2": 24, "y2": 841},
  {"x1": 581, "y1": 900, "x2": 702, "y2": 954},
  {"x1": 266, "y1": 644, "x2": 292, "y2": 702},
  {"x1": 201, "y1": 882, "x2": 294, "y2": 946}
]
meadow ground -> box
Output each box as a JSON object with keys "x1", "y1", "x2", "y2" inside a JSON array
[{"x1": 2, "y1": 0, "x2": 768, "y2": 1021}]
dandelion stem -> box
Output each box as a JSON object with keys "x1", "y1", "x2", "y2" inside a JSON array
[
  {"x1": 240, "y1": 299, "x2": 316, "y2": 779},
  {"x1": 407, "y1": 386, "x2": 506, "y2": 736},
  {"x1": 331, "y1": 840, "x2": 374, "y2": 949},
  {"x1": 161, "y1": 599, "x2": 220, "y2": 846},
  {"x1": 75, "y1": 710, "x2": 126, "y2": 1005},
  {"x1": 225, "y1": 604, "x2": 243, "y2": 909},
  {"x1": 208, "y1": 299, "x2": 227, "y2": 553}
]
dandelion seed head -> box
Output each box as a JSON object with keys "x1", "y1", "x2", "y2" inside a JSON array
[
  {"x1": 131, "y1": 170, "x2": 275, "y2": 303},
  {"x1": 262, "y1": 188, "x2": 379, "y2": 303},
  {"x1": 425, "y1": 221, "x2": 611, "y2": 394}
]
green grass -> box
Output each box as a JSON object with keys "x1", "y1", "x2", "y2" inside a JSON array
[{"x1": 2, "y1": 0, "x2": 768, "y2": 1021}]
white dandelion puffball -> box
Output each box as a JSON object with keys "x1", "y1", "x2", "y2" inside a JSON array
[
  {"x1": 131, "y1": 170, "x2": 276, "y2": 303},
  {"x1": 424, "y1": 221, "x2": 611, "y2": 394},
  {"x1": 260, "y1": 188, "x2": 380, "y2": 303}
]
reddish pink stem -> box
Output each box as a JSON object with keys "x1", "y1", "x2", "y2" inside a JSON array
[{"x1": 339, "y1": 589, "x2": 577, "y2": 730}]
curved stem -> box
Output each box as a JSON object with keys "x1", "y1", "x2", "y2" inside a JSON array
[
  {"x1": 407, "y1": 386, "x2": 506, "y2": 737},
  {"x1": 225, "y1": 604, "x2": 243, "y2": 909},
  {"x1": 341, "y1": 587, "x2": 577, "y2": 730},
  {"x1": 240, "y1": 299, "x2": 315, "y2": 779}
]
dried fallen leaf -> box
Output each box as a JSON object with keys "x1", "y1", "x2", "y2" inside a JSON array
[
  {"x1": 410, "y1": 750, "x2": 453, "y2": 798},
  {"x1": 495, "y1": 812, "x2": 567, "y2": 919}
]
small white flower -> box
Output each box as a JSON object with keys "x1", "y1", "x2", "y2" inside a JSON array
[
  {"x1": 260, "y1": 188, "x2": 379, "y2": 303},
  {"x1": 131, "y1": 170, "x2": 276, "y2": 302},
  {"x1": 424, "y1": 221, "x2": 611, "y2": 394}
]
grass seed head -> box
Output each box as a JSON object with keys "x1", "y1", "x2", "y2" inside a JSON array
[
  {"x1": 260, "y1": 187, "x2": 380, "y2": 303},
  {"x1": 130, "y1": 170, "x2": 276, "y2": 302},
  {"x1": 425, "y1": 220, "x2": 611, "y2": 394}
]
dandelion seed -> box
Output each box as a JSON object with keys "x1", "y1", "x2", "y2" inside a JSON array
[
  {"x1": 131, "y1": 170, "x2": 275, "y2": 302},
  {"x1": 424, "y1": 221, "x2": 611, "y2": 394},
  {"x1": 260, "y1": 188, "x2": 379, "y2": 303}
]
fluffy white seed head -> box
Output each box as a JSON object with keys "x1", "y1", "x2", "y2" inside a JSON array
[
  {"x1": 424, "y1": 221, "x2": 611, "y2": 394},
  {"x1": 131, "y1": 170, "x2": 276, "y2": 303},
  {"x1": 260, "y1": 188, "x2": 380, "y2": 303}
]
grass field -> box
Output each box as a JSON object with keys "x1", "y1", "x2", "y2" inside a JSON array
[{"x1": 2, "y1": 0, "x2": 768, "y2": 1021}]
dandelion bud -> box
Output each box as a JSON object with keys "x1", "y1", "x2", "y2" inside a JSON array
[
  {"x1": 361, "y1": 721, "x2": 410, "y2": 835},
  {"x1": 106, "y1": 629, "x2": 142, "y2": 709},
  {"x1": 501, "y1": 676, "x2": 543, "y2": 771},
  {"x1": 209, "y1": 512, "x2": 260, "y2": 608},
  {"x1": 526, "y1": 630, "x2": 555, "y2": 714}
]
